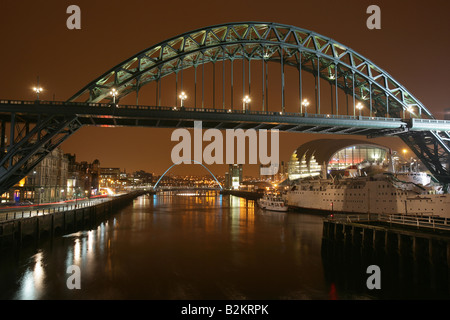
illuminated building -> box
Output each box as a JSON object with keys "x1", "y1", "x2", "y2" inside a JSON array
[
  {"x1": 225, "y1": 164, "x2": 242, "y2": 189},
  {"x1": 66, "y1": 155, "x2": 100, "y2": 198},
  {"x1": 1, "y1": 148, "x2": 69, "y2": 204},
  {"x1": 99, "y1": 167, "x2": 122, "y2": 191},
  {"x1": 287, "y1": 139, "x2": 390, "y2": 181}
]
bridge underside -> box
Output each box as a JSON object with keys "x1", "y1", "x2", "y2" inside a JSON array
[{"x1": 0, "y1": 100, "x2": 410, "y2": 135}]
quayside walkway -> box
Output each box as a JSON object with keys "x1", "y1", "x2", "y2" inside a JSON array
[{"x1": 0, "y1": 190, "x2": 149, "y2": 248}]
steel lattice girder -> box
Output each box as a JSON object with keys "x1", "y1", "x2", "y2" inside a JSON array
[
  {"x1": 0, "y1": 114, "x2": 82, "y2": 195},
  {"x1": 399, "y1": 131, "x2": 450, "y2": 184},
  {"x1": 68, "y1": 22, "x2": 434, "y2": 120}
]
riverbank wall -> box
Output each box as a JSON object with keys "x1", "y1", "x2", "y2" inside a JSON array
[{"x1": 0, "y1": 191, "x2": 147, "y2": 249}]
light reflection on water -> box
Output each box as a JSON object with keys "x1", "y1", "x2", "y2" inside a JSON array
[
  {"x1": 0, "y1": 193, "x2": 342, "y2": 299},
  {"x1": 5, "y1": 193, "x2": 447, "y2": 300}
]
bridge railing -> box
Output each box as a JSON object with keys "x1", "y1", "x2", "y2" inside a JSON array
[{"x1": 0, "y1": 99, "x2": 405, "y2": 123}]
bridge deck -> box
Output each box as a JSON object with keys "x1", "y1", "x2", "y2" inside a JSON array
[{"x1": 0, "y1": 99, "x2": 429, "y2": 136}]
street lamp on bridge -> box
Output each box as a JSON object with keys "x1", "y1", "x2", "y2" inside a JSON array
[
  {"x1": 356, "y1": 102, "x2": 364, "y2": 116},
  {"x1": 242, "y1": 95, "x2": 251, "y2": 111},
  {"x1": 109, "y1": 88, "x2": 118, "y2": 104},
  {"x1": 406, "y1": 105, "x2": 415, "y2": 118},
  {"x1": 179, "y1": 91, "x2": 187, "y2": 107},
  {"x1": 33, "y1": 77, "x2": 43, "y2": 100},
  {"x1": 301, "y1": 99, "x2": 310, "y2": 114}
]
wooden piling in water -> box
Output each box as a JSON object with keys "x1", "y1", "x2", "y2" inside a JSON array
[{"x1": 323, "y1": 218, "x2": 450, "y2": 268}]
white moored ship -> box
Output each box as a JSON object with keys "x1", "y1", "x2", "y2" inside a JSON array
[
  {"x1": 286, "y1": 171, "x2": 450, "y2": 218},
  {"x1": 283, "y1": 138, "x2": 450, "y2": 218}
]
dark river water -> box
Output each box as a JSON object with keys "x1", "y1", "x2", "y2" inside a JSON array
[{"x1": 0, "y1": 193, "x2": 449, "y2": 301}]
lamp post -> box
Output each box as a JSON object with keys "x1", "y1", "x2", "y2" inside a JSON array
[
  {"x1": 243, "y1": 95, "x2": 251, "y2": 111},
  {"x1": 356, "y1": 102, "x2": 364, "y2": 116},
  {"x1": 179, "y1": 91, "x2": 187, "y2": 107},
  {"x1": 109, "y1": 88, "x2": 118, "y2": 104},
  {"x1": 406, "y1": 105, "x2": 414, "y2": 118},
  {"x1": 301, "y1": 99, "x2": 310, "y2": 114},
  {"x1": 33, "y1": 77, "x2": 43, "y2": 100}
]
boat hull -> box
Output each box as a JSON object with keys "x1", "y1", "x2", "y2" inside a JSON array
[{"x1": 286, "y1": 177, "x2": 450, "y2": 218}]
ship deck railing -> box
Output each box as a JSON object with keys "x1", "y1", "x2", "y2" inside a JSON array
[{"x1": 326, "y1": 213, "x2": 450, "y2": 233}]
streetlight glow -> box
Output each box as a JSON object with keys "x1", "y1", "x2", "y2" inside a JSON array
[
  {"x1": 33, "y1": 76, "x2": 43, "y2": 100},
  {"x1": 356, "y1": 102, "x2": 364, "y2": 116},
  {"x1": 301, "y1": 99, "x2": 310, "y2": 113},
  {"x1": 109, "y1": 88, "x2": 118, "y2": 104},
  {"x1": 179, "y1": 91, "x2": 187, "y2": 107},
  {"x1": 33, "y1": 87, "x2": 43, "y2": 99},
  {"x1": 242, "y1": 95, "x2": 251, "y2": 111}
]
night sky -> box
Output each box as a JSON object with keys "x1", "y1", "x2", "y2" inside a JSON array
[{"x1": 1, "y1": 0, "x2": 449, "y2": 177}]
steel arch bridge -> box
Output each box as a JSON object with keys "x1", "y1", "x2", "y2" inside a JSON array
[
  {"x1": 1, "y1": 21, "x2": 450, "y2": 195},
  {"x1": 153, "y1": 160, "x2": 223, "y2": 190}
]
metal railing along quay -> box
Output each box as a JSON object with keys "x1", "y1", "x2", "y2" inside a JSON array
[
  {"x1": 326, "y1": 213, "x2": 450, "y2": 233},
  {"x1": 0, "y1": 197, "x2": 110, "y2": 222}
]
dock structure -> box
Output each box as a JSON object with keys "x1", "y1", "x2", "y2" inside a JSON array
[
  {"x1": 323, "y1": 214, "x2": 450, "y2": 265},
  {"x1": 0, "y1": 191, "x2": 148, "y2": 248}
]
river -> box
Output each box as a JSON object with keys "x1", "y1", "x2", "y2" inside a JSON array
[{"x1": 0, "y1": 193, "x2": 449, "y2": 301}]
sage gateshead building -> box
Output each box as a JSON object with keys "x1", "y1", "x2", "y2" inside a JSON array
[{"x1": 287, "y1": 139, "x2": 391, "y2": 181}]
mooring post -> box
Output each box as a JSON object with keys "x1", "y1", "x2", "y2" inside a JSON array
[
  {"x1": 413, "y1": 236, "x2": 419, "y2": 261},
  {"x1": 384, "y1": 231, "x2": 388, "y2": 252},
  {"x1": 373, "y1": 229, "x2": 377, "y2": 249},
  {"x1": 446, "y1": 242, "x2": 450, "y2": 269},
  {"x1": 427, "y1": 239, "x2": 431, "y2": 264},
  {"x1": 36, "y1": 217, "x2": 40, "y2": 242},
  {"x1": 397, "y1": 234, "x2": 402, "y2": 256}
]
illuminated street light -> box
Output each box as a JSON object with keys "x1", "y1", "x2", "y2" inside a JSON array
[
  {"x1": 301, "y1": 99, "x2": 310, "y2": 113},
  {"x1": 33, "y1": 76, "x2": 43, "y2": 100},
  {"x1": 402, "y1": 148, "x2": 408, "y2": 158},
  {"x1": 109, "y1": 88, "x2": 118, "y2": 104},
  {"x1": 356, "y1": 102, "x2": 364, "y2": 116},
  {"x1": 243, "y1": 95, "x2": 251, "y2": 111},
  {"x1": 179, "y1": 91, "x2": 187, "y2": 107},
  {"x1": 407, "y1": 105, "x2": 414, "y2": 115},
  {"x1": 33, "y1": 87, "x2": 43, "y2": 100}
]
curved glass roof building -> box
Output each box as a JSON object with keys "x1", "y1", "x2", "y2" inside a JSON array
[{"x1": 287, "y1": 139, "x2": 390, "y2": 181}]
